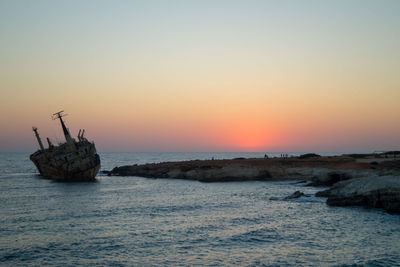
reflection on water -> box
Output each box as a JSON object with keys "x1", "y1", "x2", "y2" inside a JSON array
[{"x1": 0, "y1": 152, "x2": 400, "y2": 266}]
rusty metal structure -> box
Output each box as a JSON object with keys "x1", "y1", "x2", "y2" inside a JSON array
[{"x1": 30, "y1": 111, "x2": 100, "y2": 181}]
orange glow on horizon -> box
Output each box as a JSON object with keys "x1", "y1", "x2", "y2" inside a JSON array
[
  {"x1": 217, "y1": 119, "x2": 282, "y2": 152},
  {"x1": 1, "y1": 1, "x2": 400, "y2": 152}
]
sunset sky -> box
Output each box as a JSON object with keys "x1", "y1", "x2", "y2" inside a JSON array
[{"x1": 1, "y1": 0, "x2": 399, "y2": 152}]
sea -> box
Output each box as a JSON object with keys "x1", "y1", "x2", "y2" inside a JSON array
[{"x1": 1, "y1": 152, "x2": 399, "y2": 266}]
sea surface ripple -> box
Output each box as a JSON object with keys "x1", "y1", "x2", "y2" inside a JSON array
[{"x1": 1, "y1": 152, "x2": 400, "y2": 266}]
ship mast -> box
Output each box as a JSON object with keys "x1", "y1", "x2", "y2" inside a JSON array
[
  {"x1": 32, "y1": 127, "x2": 45, "y2": 151},
  {"x1": 52, "y1": 110, "x2": 73, "y2": 143}
]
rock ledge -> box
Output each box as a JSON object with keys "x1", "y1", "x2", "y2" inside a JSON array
[{"x1": 316, "y1": 175, "x2": 400, "y2": 214}]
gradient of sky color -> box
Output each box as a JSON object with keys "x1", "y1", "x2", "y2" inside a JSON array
[{"x1": 1, "y1": 0, "x2": 399, "y2": 152}]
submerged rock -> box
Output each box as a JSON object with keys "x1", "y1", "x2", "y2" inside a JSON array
[
  {"x1": 316, "y1": 175, "x2": 400, "y2": 214},
  {"x1": 284, "y1": 191, "x2": 306, "y2": 199}
]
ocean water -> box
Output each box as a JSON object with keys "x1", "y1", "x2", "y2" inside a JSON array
[{"x1": 1, "y1": 152, "x2": 400, "y2": 266}]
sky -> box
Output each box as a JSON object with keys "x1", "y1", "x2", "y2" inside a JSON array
[{"x1": 0, "y1": 0, "x2": 399, "y2": 153}]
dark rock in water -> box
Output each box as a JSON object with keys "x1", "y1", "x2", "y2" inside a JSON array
[
  {"x1": 101, "y1": 170, "x2": 112, "y2": 176},
  {"x1": 316, "y1": 176, "x2": 400, "y2": 214},
  {"x1": 291, "y1": 180, "x2": 308, "y2": 185},
  {"x1": 307, "y1": 171, "x2": 352, "y2": 187},
  {"x1": 284, "y1": 191, "x2": 306, "y2": 199},
  {"x1": 315, "y1": 190, "x2": 330, "y2": 197}
]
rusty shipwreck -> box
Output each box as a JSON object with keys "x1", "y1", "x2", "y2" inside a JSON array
[{"x1": 30, "y1": 111, "x2": 100, "y2": 181}]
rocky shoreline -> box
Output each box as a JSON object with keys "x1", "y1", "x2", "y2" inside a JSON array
[
  {"x1": 316, "y1": 175, "x2": 400, "y2": 214},
  {"x1": 105, "y1": 154, "x2": 400, "y2": 214}
]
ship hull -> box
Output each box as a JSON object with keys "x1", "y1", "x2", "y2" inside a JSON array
[
  {"x1": 31, "y1": 158, "x2": 100, "y2": 181},
  {"x1": 30, "y1": 142, "x2": 101, "y2": 182}
]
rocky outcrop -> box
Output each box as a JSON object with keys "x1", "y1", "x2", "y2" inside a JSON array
[
  {"x1": 107, "y1": 157, "x2": 399, "y2": 183},
  {"x1": 316, "y1": 175, "x2": 400, "y2": 214},
  {"x1": 307, "y1": 171, "x2": 351, "y2": 186},
  {"x1": 106, "y1": 157, "x2": 400, "y2": 214},
  {"x1": 306, "y1": 170, "x2": 363, "y2": 186},
  {"x1": 168, "y1": 165, "x2": 273, "y2": 182},
  {"x1": 108, "y1": 163, "x2": 351, "y2": 182},
  {"x1": 109, "y1": 162, "x2": 276, "y2": 182}
]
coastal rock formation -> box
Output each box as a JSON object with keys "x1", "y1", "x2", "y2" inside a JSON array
[
  {"x1": 107, "y1": 157, "x2": 397, "y2": 183},
  {"x1": 107, "y1": 156, "x2": 400, "y2": 214},
  {"x1": 306, "y1": 170, "x2": 371, "y2": 186},
  {"x1": 167, "y1": 165, "x2": 273, "y2": 182},
  {"x1": 109, "y1": 161, "x2": 276, "y2": 182},
  {"x1": 316, "y1": 175, "x2": 400, "y2": 214}
]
